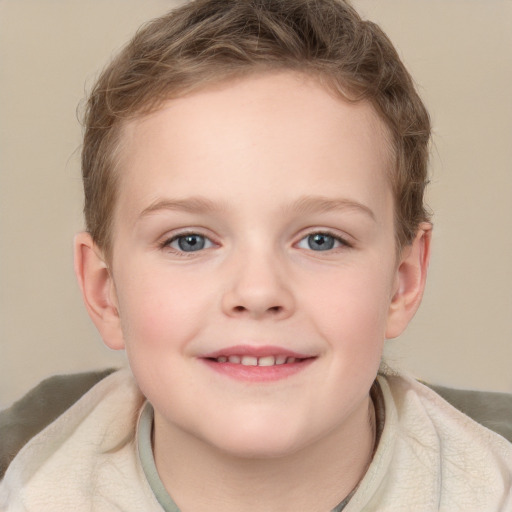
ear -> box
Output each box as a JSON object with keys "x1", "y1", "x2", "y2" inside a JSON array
[
  {"x1": 386, "y1": 223, "x2": 432, "y2": 339},
  {"x1": 74, "y1": 232, "x2": 125, "y2": 350}
]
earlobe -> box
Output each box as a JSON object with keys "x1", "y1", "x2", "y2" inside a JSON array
[
  {"x1": 74, "y1": 232, "x2": 125, "y2": 350},
  {"x1": 385, "y1": 223, "x2": 432, "y2": 339}
]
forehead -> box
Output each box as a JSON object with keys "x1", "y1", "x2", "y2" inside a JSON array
[{"x1": 115, "y1": 71, "x2": 393, "y2": 224}]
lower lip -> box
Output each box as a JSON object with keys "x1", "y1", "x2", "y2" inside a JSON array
[{"x1": 201, "y1": 358, "x2": 315, "y2": 382}]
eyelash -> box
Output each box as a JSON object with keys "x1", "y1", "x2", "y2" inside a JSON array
[
  {"x1": 160, "y1": 229, "x2": 351, "y2": 256},
  {"x1": 295, "y1": 230, "x2": 351, "y2": 252},
  {"x1": 160, "y1": 231, "x2": 216, "y2": 256}
]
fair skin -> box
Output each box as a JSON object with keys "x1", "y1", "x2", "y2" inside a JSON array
[{"x1": 75, "y1": 71, "x2": 430, "y2": 512}]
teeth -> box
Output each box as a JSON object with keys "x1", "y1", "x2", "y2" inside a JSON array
[
  {"x1": 216, "y1": 355, "x2": 302, "y2": 366},
  {"x1": 258, "y1": 356, "x2": 275, "y2": 366}
]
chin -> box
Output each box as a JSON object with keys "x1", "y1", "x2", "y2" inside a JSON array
[
  {"x1": 203, "y1": 419, "x2": 310, "y2": 460},
  {"x1": 218, "y1": 438, "x2": 304, "y2": 460}
]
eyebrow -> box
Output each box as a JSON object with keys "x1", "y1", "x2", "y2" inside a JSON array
[
  {"x1": 138, "y1": 195, "x2": 376, "y2": 221},
  {"x1": 139, "y1": 197, "x2": 227, "y2": 218},
  {"x1": 290, "y1": 196, "x2": 376, "y2": 221}
]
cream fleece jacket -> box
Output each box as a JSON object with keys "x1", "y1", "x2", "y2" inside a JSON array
[{"x1": 1, "y1": 369, "x2": 511, "y2": 511}]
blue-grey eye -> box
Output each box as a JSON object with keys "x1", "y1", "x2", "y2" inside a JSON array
[
  {"x1": 170, "y1": 234, "x2": 212, "y2": 252},
  {"x1": 297, "y1": 233, "x2": 341, "y2": 251}
]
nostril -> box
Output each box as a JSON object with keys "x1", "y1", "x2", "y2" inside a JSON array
[{"x1": 231, "y1": 304, "x2": 282, "y2": 314}]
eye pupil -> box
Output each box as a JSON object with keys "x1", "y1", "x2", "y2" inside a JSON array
[
  {"x1": 178, "y1": 234, "x2": 205, "y2": 251},
  {"x1": 308, "y1": 233, "x2": 335, "y2": 251}
]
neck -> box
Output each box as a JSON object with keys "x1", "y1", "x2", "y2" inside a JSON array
[{"x1": 153, "y1": 396, "x2": 376, "y2": 512}]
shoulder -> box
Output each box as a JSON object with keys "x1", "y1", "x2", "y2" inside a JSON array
[
  {"x1": 0, "y1": 369, "x2": 155, "y2": 511},
  {"x1": 376, "y1": 374, "x2": 512, "y2": 509},
  {"x1": 384, "y1": 373, "x2": 512, "y2": 445},
  {"x1": 0, "y1": 368, "x2": 117, "y2": 479},
  {"x1": 425, "y1": 381, "x2": 512, "y2": 443}
]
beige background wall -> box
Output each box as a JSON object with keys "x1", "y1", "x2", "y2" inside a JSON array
[{"x1": 1, "y1": 0, "x2": 511, "y2": 408}]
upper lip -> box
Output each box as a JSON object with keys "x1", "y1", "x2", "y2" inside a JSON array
[{"x1": 201, "y1": 345, "x2": 316, "y2": 359}]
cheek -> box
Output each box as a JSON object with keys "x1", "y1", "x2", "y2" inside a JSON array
[
  {"x1": 305, "y1": 263, "x2": 394, "y2": 347},
  {"x1": 114, "y1": 264, "x2": 209, "y2": 352}
]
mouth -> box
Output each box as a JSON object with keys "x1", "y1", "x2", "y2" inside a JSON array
[
  {"x1": 208, "y1": 354, "x2": 304, "y2": 366},
  {"x1": 200, "y1": 346, "x2": 316, "y2": 382}
]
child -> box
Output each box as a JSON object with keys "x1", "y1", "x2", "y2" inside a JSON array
[{"x1": 1, "y1": 0, "x2": 511, "y2": 510}]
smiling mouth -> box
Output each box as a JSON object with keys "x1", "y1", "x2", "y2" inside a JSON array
[
  {"x1": 201, "y1": 345, "x2": 316, "y2": 381},
  {"x1": 208, "y1": 355, "x2": 305, "y2": 366}
]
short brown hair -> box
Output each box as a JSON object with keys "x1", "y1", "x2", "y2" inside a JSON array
[{"x1": 81, "y1": 0, "x2": 431, "y2": 259}]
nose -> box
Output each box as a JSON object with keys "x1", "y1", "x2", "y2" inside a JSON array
[{"x1": 221, "y1": 249, "x2": 295, "y2": 320}]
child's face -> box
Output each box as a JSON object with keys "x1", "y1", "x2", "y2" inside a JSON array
[{"x1": 98, "y1": 72, "x2": 413, "y2": 457}]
